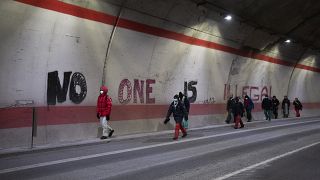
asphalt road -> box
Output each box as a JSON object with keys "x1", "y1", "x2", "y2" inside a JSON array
[{"x1": 1, "y1": 117, "x2": 320, "y2": 180}]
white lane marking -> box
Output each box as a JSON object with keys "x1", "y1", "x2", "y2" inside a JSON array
[
  {"x1": 213, "y1": 141, "x2": 320, "y2": 180},
  {"x1": 1, "y1": 119, "x2": 320, "y2": 174}
]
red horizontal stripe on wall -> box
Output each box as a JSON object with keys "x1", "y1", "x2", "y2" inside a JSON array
[
  {"x1": 2, "y1": 103, "x2": 320, "y2": 129},
  {"x1": 0, "y1": 107, "x2": 33, "y2": 129},
  {"x1": 0, "y1": 104, "x2": 224, "y2": 129},
  {"x1": 15, "y1": 0, "x2": 320, "y2": 73},
  {"x1": 302, "y1": 103, "x2": 320, "y2": 109},
  {"x1": 36, "y1": 106, "x2": 97, "y2": 126}
]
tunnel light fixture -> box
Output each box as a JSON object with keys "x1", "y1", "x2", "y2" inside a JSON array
[
  {"x1": 224, "y1": 15, "x2": 232, "y2": 21},
  {"x1": 285, "y1": 39, "x2": 291, "y2": 43}
]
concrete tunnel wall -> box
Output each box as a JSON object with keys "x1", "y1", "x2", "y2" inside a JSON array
[{"x1": 1, "y1": 0, "x2": 320, "y2": 149}]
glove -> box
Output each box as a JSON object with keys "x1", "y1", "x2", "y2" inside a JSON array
[
  {"x1": 164, "y1": 118, "x2": 170, "y2": 124},
  {"x1": 96, "y1": 113, "x2": 100, "y2": 119}
]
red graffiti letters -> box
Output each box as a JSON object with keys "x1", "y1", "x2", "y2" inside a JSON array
[
  {"x1": 118, "y1": 79, "x2": 155, "y2": 104},
  {"x1": 224, "y1": 84, "x2": 272, "y2": 101},
  {"x1": 134, "y1": 79, "x2": 144, "y2": 103},
  {"x1": 118, "y1": 79, "x2": 132, "y2": 104},
  {"x1": 146, "y1": 79, "x2": 155, "y2": 104}
]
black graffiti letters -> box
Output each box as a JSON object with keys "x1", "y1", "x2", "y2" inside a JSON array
[
  {"x1": 69, "y1": 72, "x2": 87, "y2": 104},
  {"x1": 47, "y1": 71, "x2": 72, "y2": 105},
  {"x1": 47, "y1": 71, "x2": 87, "y2": 105},
  {"x1": 184, "y1": 81, "x2": 197, "y2": 103}
]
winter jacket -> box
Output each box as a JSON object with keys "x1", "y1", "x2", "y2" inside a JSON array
[
  {"x1": 272, "y1": 98, "x2": 280, "y2": 110},
  {"x1": 282, "y1": 99, "x2": 290, "y2": 109},
  {"x1": 262, "y1": 97, "x2": 272, "y2": 110},
  {"x1": 293, "y1": 100, "x2": 303, "y2": 110},
  {"x1": 232, "y1": 101, "x2": 244, "y2": 116},
  {"x1": 165, "y1": 101, "x2": 187, "y2": 123},
  {"x1": 244, "y1": 97, "x2": 254, "y2": 110},
  {"x1": 97, "y1": 86, "x2": 112, "y2": 117},
  {"x1": 226, "y1": 98, "x2": 235, "y2": 110},
  {"x1": 183, "y1": 97, "x2": 190, "y2": 113}
]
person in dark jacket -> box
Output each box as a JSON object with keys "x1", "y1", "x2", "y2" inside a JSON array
[
  {"x1": 164, "y1": 95, "x2": 188, "y2": 140},
  {"x1": 225, "y1": 95, "x2": 234, "y2": 124},
  {"x1": 244, "y1": 95, "x2": 254, "y2": 122},
  {"x1": 271, "y1": 96, "x2": 280, "y2": 119},
  {"x1": 293, "y1": 97, "x2": 303, "y2": 117},
  {"x1": 232, "y1": 97, "x2": 245, "y2": 129},
  {"x1": 262, "y1": 95, "x2": 272, "y2": 121},
  {"x1": 96, "y1": 85, "x2": 114, "y2": 139},
  {"x1": 282, "y1": 96, "x2": 290, "y2": 118}
]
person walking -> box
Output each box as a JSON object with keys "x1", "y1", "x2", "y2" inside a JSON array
[
  {"x1": 225, "y1": 95, "x2": 234, "y2": 124},
  {"x1": 282, "y1": 96, "x2": 291, "y2": 118},
  {"x1": 164, "y1": 95, "x2": 188, "y2": 140},
  {"x1": 293, "y1": 97, "x2": 303, "y2": 117},
  {"x1": 271, "y1": 96, "x2": 280, "y2": 119},
  {"x1": 244, "y1": 95, "x2": 254, "y2": 122},
  {"x1": 262, "y1": 95, "x2": 272, "y2": 121},
  {"x1": 232, "y1": 97, "x2": 245, "y2": 129},
  {"x1": 96, "y1": 85, "x2": 114, "y2": 139},
  {"x1": 179, "y1": 92, "x2": 190, "y2": 129}
]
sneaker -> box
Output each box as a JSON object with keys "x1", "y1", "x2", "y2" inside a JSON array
[
  {"x1": 108, "y1": 129, "x2": 114, "y2": 137},
  {"x1": 234, "y1": 127, "x2": 238, "y2": 129},
  {"x1": 182, "y1": 133, "x2": 187, "y2": 138},
  {"x1": 100, "y1": 136, "x2": 108, "y2": 140}
]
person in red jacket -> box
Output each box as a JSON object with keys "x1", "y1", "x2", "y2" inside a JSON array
[{"x1": 96, "y1": 85, "x2": 114, "y2": 139}]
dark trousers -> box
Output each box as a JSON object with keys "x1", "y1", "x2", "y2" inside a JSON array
[
  {"x1": 264, "y1": 109, "x2": 271, "y2": 120},
  {"x1": 246, "y1": 109, "x2": 252, "y2": 121},
  {"x1": 225, "y1": 109, "x2": 234, "y2": 123},
  {"x1": 273, "y1": 108, "x2": 278, "y2": 119}
]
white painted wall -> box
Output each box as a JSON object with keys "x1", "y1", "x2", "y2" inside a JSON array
[{"x1": 0, "y1": 0, "x2": 319, "y2": 107}]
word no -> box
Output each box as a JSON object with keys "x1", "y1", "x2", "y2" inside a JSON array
[{"x1": 47, "y1": 71, "x2": 87, "y2": 105}]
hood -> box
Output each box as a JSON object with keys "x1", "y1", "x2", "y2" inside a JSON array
[{"x1": 100, "y1": 85, "x2": 108, "y2": 95}]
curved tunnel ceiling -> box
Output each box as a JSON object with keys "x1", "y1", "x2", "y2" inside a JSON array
[{"x1": 194, "y1": 0, "x2": 320, "y2": 51}]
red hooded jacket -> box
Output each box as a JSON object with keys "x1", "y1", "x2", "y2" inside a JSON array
[{"x1": 97, "y1": 86, "x2": 112, "y2": 117}]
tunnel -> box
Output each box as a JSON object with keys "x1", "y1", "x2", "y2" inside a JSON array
[{"x1": 1, "y1": 0, "x2": 320, "y2": 149}]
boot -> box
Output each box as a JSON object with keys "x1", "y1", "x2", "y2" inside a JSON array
[
  {"x1": 108, "y1": 129, "x2": 114, "y2": 137},
  {"x1": 100, "y1": 136, "x2": 108, "y2": 140}
]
